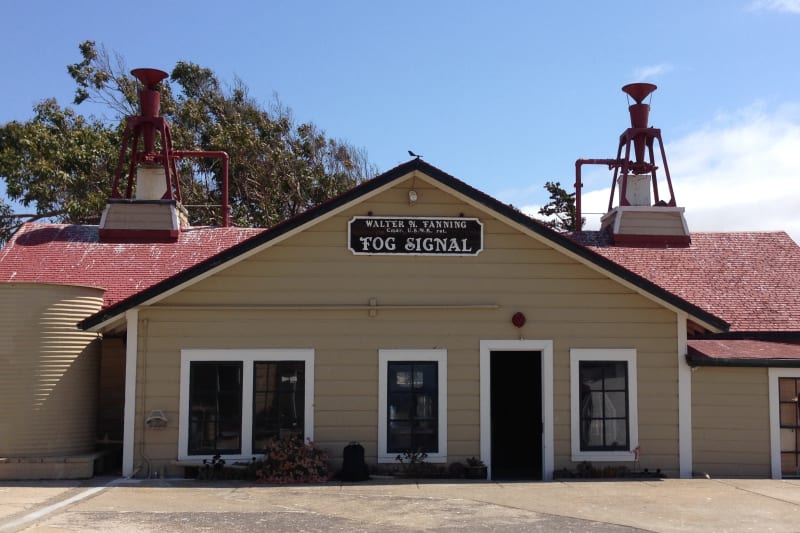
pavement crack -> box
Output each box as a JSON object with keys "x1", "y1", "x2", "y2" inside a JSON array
[{"x1": 713, "y1": 479, "x2": 800, "y2": 508}]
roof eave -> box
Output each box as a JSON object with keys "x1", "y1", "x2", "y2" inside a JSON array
[
  {"x1": 690, "y1": 331, "x2": 800, "y2": 341},
  {"x1": 686, "y1": 353, "x2": 800, "y2": 368}
]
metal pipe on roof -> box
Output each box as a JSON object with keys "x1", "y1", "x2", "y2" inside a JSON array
[
  {"x1": 574, "y1": 159, "x2": 622, "y2": 232},
  {"x1": 173, "y1": 150, "x2": 231, "y2": 227}
]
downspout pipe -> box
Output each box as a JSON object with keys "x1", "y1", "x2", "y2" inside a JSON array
[
  {"x1": 172, "y1": 150, "x2": 231, "y2": 227},
  {"x1": 574, "y1": 158, "x2": 623, "y2": 232}
]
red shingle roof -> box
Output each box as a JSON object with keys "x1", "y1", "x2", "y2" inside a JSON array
[
  {"x1": 0, "y1": 223, "x2": 265, "y2": 308},
  {"x1": 688, "y1": 339, "x2": 800, "y2": 361},
  {"x1": 571, "y1": 231, "x2": 800, "y2": 332}
]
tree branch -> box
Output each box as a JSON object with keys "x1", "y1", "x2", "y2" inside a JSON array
[{"x1": 0, "y1": 210, "x2": 65, "y2": 221}]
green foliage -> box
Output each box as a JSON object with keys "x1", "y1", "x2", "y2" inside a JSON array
[
  {"x1": 465, "y1": 456, "x2": 484, "y2": 467},
  {"x1": 67, "y1": 40, "x2": 152, "y2": 119},
  {"x1": 537, "y1": 180, "x2": 585, "y2": 232},
  {"x1": 394, "y1": 449, "x2": 448, "y2": 478},
  {"x1": 0, "y1": 200, "x2": 13, "y2": 245},
  {"x1": 0, "y1": 40, "x2": 377, "y2": 244},
  {"x1": 553, "y1": 461, "x2": 665, "y2": 479},
  {"x1": 252, "y1": 436, "x2": 330, "y2": 483},
  {"x1": 0, "y1": 99, "x2": 118, "y2": 231},
  {"x1": 196, "y1": 454, "x2": 227, "y2": 481}
]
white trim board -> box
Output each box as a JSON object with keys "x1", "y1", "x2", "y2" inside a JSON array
[
  {"x1": 677, "y1": 313, "x2": 692, "y2": 478},
  {"x1": 122, "y1": 309, "x2": 139, "y2": 478}
]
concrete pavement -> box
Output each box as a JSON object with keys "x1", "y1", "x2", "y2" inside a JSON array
[{"x1": 1, "y1": 477, "x2": 800, "y2": 532}]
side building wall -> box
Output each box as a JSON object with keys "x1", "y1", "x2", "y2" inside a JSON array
[{"x1": 692, "y1": 366, "x2": 770, "y2": 477}]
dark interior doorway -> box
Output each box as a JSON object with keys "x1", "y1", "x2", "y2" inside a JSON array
[{"x1": 490, "y1": 350, "x2": 542, "y2": 480}]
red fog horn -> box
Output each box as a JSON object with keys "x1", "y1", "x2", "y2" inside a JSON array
[
  {"x1": 622, "y1": 83, "x2": 656, "y2": 163},
  {"x1": 131, "y1": 68, "x2": 168, "y2": 157},
  {"x1": 110, "y1": 67, "x2": 231, "y2": 227}
]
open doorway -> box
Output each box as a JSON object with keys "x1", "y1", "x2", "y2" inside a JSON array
[{"x1": 490, "y1": 350, "x2": 542, "y2": 480}]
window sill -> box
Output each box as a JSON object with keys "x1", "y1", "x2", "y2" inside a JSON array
[
  {"x1": 177, "y1": 453, "x2": 264, "y2": 463},
  {"x1": 378, "y1": 453, "x2": 447, "y2": 464},
  {"x1": 571, "y1": 451, "x2": 636, "y2": 463}
]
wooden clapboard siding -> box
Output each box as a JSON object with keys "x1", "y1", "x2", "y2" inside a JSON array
[
  {"x1": 692, "y1": 367, "x2": 770, "y2": 477},
  {"x1": 616, "y1": 210, "x2": 686, "y2": 236},
  {"x1": 101, "y1": 203, "x2": 178, "y2": 230},
  {"x1": 128, "y1": 175, "x2": 679, "y2": 473}
]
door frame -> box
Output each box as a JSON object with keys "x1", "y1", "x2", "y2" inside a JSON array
[
  {"x1": 480, "y1": 340, "x2": 554, "y2": 480},
  {"x1": 769, "y1": 368, "x2": 800, "y2": 479}
]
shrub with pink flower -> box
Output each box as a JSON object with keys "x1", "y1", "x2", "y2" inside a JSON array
[{"x1": 253, "y1": 436, "x2": 330, "y2": 484}]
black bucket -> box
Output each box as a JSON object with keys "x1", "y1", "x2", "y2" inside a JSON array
[{"x1": 339, "y1": 442, "x2": 370, "y2": 481}]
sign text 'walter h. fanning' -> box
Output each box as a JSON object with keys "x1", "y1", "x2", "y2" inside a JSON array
[{"x1": 348, "y1": 216, "x2": 483, "y2": 256}]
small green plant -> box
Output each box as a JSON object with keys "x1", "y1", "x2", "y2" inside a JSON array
[
  {"x1": 464, "y1": 456, "x2": 487, "y2": 479},
  {"x1": 447, "y1": 462, "x2": 466, "y2": 478},
  {"x1": 197, "y1": 454, "x2": 226, "y2": 480},
  {"x1": 553, "y1": 461, "x2": 665, "y2": 479},
  {"x1": 465, "y1": 456, "x2": 484, "y2": 467},
  {"x1": 395, "y1": 449, "x2": 428, "y2": 476}
]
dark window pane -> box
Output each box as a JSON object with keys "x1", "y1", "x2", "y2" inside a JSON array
[
  {"x1": 416, "y1": 394, "x2": 435, "y2": 418},
  {"x1": 388, "y1": 393, "x2": 413, "y2": 420},
  {"x1": 253, "y1": 362, "x2": 304, "y2": 453},
  {"x1": 388, "y1": 421, "x2": 412, "y2": 451},
  {"x1": 584, "y1": 420, "x2": 604, "y2": 447},
  {"x1": 604, "y1": 364, "x2": 627, "y2": 390},
  {"x1": 414, "y1": 365, "x2": 436, "y2": 391},
  {"x1": 189, "y1": 362, "x2": 242, "y2": 455},
  {"x1": 779, "y1": 378, "x2": 798, "y2": 402},
  {"x1": 605, "y1": 419, "x2": 628, "y2": 448},
  {"x1": 582, "y1": 366, "x2": 605, "y2": 389},
  {"x1": 606, "y1": 392, "x2": 627, "y2": 418},
  {"x1": 413, "y1": 419, "x2": 437, "y2": 451},
  {"x1": 389, "y1": 364, "x2": 413, "y2": 391},
  {"x1": 781, "y1": 404, "x2": 798, "y2": 427},
  {"x1": 578, "y1": 360, "x2": 630, "y2": 452},
  {"x1": 387, "y1": 362, "x2": 438, "y2": 454},
  {"x1": 781, "y1": 452, "x2": 798, "y2": 475},
  {"x1": 589, "y1": 392, "x2": 604, "y2": 417},
  {"x1": 779, "y1": 379, "x2": 800, "y2": 476}
]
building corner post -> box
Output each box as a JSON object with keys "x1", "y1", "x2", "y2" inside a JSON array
[
  {"x1": 122, "y1": 309, "x2": 139, "y2": 478},
  {"x1": 677, "y1": 313, "x2": 692, "y2": 478}
]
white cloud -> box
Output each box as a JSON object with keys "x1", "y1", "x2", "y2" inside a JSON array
[
  {"x1": 666, "y1": 106, "x2": 800, "y2": 242},
  {"x1": 523, "y1": 104, "x2": 800, "y2": 244},
  {"x1": 632, "y1": 64, "x2": 673, "y2": 81},
  {"x1": 750, "y1": 0, "x2": 800, "y2": 14}
]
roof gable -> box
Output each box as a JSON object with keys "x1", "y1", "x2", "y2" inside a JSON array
[{"x1": 77, "y1": 159, "x2": 728, "y2": 331}]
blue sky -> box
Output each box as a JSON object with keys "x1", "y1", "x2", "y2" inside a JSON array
[{"x1": 2, "y1": 0, "x2": 799, "y2": 240}]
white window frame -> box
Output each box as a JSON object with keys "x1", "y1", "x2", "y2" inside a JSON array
[
  {"x1": 179, "y1": 349, "x2": 314, "y2": 462},
  {"x1": 570, "y1": 348, "x2": 638, "y2": 462},
  {"x1": 378, "y1": 349, "x2": 447, "y2": 463},
  {"x1": 768, "y1": 368, "x2": 800, "y2": 479}
]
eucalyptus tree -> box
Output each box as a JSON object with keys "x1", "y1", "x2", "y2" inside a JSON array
[{"x1": 0, "y1": 40, "x2": 376, "y2": 244}]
